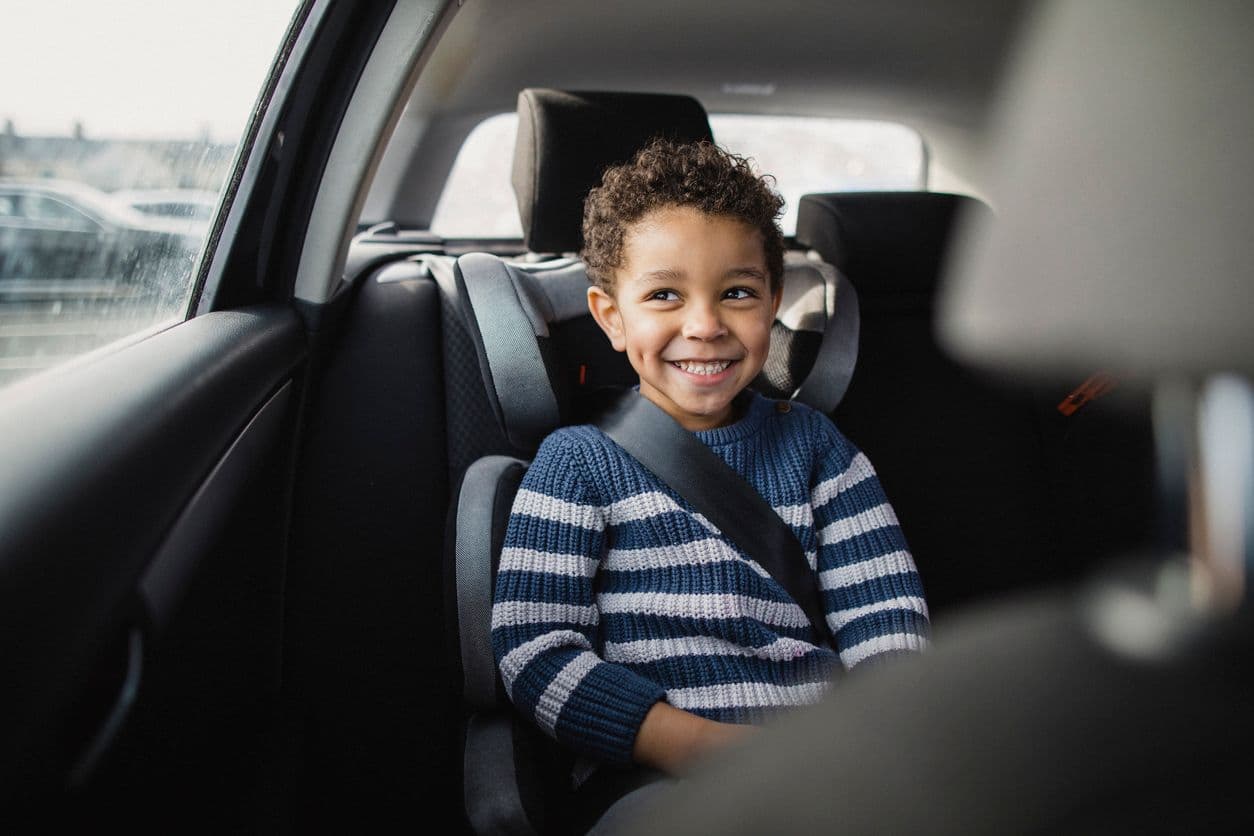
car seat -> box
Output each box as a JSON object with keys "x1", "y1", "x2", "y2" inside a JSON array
[
  {"x1": 442, "y1": 88, "x2": 863, "y2": 835},
  {"x1": 795, "y1": 192, "x2": 1158, "y2": 613}
]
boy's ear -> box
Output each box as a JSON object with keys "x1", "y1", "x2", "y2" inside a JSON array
[
  {"x1": 587, "y1": 286, "x2": 626, "y2": 352},
  {"x1": 771, "y1": 284, "x2": 783, "y2": 318}
]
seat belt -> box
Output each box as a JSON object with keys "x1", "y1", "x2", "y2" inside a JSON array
[{"x1": 594, "y1": 389, "x2": 833, "y2": 646}]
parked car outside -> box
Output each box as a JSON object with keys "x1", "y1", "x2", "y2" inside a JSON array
[{"x1": 0, "y1": 179, "x2": 201, "y2": 287}]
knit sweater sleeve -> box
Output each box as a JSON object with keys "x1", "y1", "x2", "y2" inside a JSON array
[
  {"x1": 809, "y1": 416, "x2": 930, "y2": 668},
  {"x1": 490, "y1": 430, "x2": 667, "y2": 766}
]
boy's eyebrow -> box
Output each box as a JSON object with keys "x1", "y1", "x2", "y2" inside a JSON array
[
  {"x1": 635, "y1": 269, "x2": 684, "y2": 284},
  {"x1": 634, "y1": 267, "x2": 768, "y2": 283},
  {"x1": 726, "y1": 266, "x2": 768, "y2": 281}
]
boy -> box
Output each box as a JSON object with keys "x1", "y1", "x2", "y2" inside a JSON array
[{"x1": 490, "y1": 139, "x2": 929, "y2": 823}]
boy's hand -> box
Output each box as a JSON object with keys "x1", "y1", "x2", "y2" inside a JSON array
[{"x1": 632, "y1": 700, "x2": 757, "y2": 776}]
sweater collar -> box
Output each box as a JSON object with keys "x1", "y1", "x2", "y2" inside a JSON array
[{"x1": 694, "y1": 390, "x2": 774, "y2": 447}]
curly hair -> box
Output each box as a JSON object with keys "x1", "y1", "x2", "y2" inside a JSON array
[{"x1": 581, "y1": 138, "x2": 785, "y2": 294}]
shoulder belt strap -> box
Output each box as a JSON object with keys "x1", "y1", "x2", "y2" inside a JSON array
[
  {"x1": 455, "y1": 252, "x2": 561, "y2": 451},
  {"x1": 595, "y1": 390, "x2": 832, "y2": 645}
]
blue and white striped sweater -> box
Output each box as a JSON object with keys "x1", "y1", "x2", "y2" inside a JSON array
[{"x1": 491, "y1": 392, "x2": 929, "y2": 768}]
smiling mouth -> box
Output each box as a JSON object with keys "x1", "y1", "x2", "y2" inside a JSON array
[{"x1": 671, "y1": 359, "x2": 735, "y2": 376}]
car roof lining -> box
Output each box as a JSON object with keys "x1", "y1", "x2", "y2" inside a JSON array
[{"x1": 363, "y1": 0, "x2": 1031, "y2": 233}]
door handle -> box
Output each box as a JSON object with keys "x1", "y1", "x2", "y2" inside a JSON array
[{"x1": 67, "y1": 626, "x2": 143, "y2": 789}]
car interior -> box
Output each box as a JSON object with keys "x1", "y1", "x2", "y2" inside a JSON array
[{"x1": 0, "y1": 0, "x2": 1248, "y2": 833}]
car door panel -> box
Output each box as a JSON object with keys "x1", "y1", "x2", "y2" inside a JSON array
[
  {"x1": 0, "y1": 305, "x2": 305, "y2": 806},
  {"x1": 139, "y1": 379, "x2": 296, "y2": 634},
  {"x1": 0, "y1": 0, "x2": 459, "y2": 827}
]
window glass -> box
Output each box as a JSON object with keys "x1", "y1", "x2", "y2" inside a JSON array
[
  {"x1": 0, "y1": 1, "x2": 299, "y2": 391},
  {"x1": 710, "y1": 115, "x2": 924, "y2": 233},
  {"x1": 429, "y1": 112, "x2": 925, "y2": 239},
  {"x1": 431, "y1": 114, "x2": 524, "y2": 239}
]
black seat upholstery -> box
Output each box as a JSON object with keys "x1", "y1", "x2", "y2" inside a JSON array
[
  {"x1": 512, "y1": 89, "x2": 714, "y2": 255},
  {"x1": 796, "y1": 192, "x2": 1157, "y2": 613},
  {"x1": 795, "y1": 191, "x2": 975, "y2": 295}
]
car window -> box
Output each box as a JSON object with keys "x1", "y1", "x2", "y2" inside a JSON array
[
  {"x1": 710, "y1": 114, "x2": 925, "y2": 233},
  {"x1": 0, "y1": 1, "x2": 300, "y2": 391},
  {"x1": 429, "y1": 112, "x2": 925, "y2": 238}
]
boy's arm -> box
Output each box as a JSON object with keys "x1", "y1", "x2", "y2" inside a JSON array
[
  {"x1": 810, "y1": 421, "x2": 930, "y2": 667},
  {"x1": 632, "y1": 701, "x2": 756, "y2": 775},
  {"x1": 491, "y1": 433, "x2": 667, "y2": 767}
]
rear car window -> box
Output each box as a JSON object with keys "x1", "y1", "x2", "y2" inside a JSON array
[{"x1": 430, "y1": 112, "x2": 925, "y2": 238}]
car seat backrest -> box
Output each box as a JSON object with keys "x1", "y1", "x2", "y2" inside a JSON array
[
  {"x1": 796, "y1": 192, "x2": 1050, "y2": 611},
  {"x1": 795, "y1": 191, "x2": 975, "y2": 297},
  {"x1": 795, "y1": 191, "x2": 1157, "y2": 611}
]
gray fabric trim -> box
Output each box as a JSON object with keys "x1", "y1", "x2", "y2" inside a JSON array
[
  {"x1": 464, "y1": 714, "x2": 538, "y2": 836},
  {"x1": 794, "y1": 262, "x2": 860, "y2": 413},
  {"x1": 514, "y1": 257, "x2": 596, "y2": 323},
  {"x1": 457, "y1": 455, "x2": 526, "y2": 712},
  {"x1": 418, "y1": 252, "x2": 460, "y2": 298},
  {"x1": 585, "y1": 778, "x2": 677, "y2": 836}
]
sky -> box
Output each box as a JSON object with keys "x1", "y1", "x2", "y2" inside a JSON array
[{"x1": 0, "y1": 0, "x2": 299, "y2": 142}]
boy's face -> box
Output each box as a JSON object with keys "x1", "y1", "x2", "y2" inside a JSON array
[{"x1": 587, "y1": 205, "x2": 780, "y2": 431}]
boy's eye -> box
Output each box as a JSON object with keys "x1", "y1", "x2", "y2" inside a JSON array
[
  {"x1": 724, "y1": 287, "x2": 758, "y2": 300},
  {"x1": 647, "y1": 289, "x2": 680, "y2": 302}
]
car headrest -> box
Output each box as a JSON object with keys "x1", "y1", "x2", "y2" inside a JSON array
[
  {"x1": 449, "y1": 252, "x2": 853, "y2": 454},
  {"x1": 940, "y1": 1, "x2": 1254, "y2": 379},
  {"x1": 510, "y1": 89, "x2": 714, "y2": 254},
  {"x1": 795, "y1": 192, "x2": 991, "y2": 297}
]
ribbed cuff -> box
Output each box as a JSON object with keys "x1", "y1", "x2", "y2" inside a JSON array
[{"x1": 558, "y1": 662, "x2": 667, "y2": 766}]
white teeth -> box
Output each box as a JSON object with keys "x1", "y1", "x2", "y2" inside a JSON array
[{"x1": 673, "y1": 360, "x2": 732, "y2": 375}]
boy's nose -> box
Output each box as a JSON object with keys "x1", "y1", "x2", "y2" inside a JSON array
[{"x1": 682, "y1": 302, "x2": 727, "y2": 340}]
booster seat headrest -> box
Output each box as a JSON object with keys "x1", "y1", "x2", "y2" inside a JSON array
[{"x1": 511, "y1": 89, "x2": 714, "y2": 254}]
